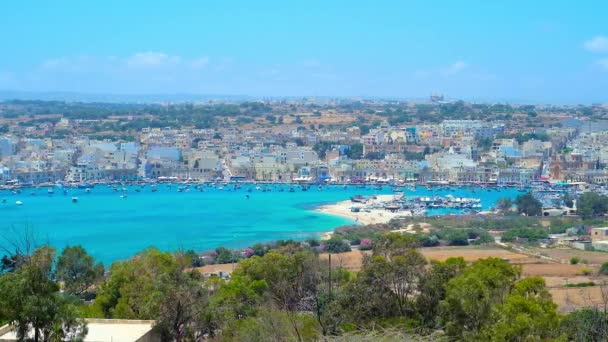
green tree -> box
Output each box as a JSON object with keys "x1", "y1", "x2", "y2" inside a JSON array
[
  {"x1": 154, "y1": 269, "x2": 216, "y2": 341},
  {"x1": 577, "y1": 192, "x2": 608, "y2": 219},
  {"x1": 496, "y1": 198, "x2": 513, "y2": 213},
  {"x1": 441, "y1": 258, "x2": 520, "y2": 340},
  {"x1": 480, "y1": 277, "x2": 562, "y2": 341},
  {"x1": 416, "y1": 257, "x2": 467, "y2": 329},
  {"x1": 233, "y1": 250, "x2": 323, "y2": 341},
  {"x1": 345, "y1": 143, "x2": 364, "y2": 160},
  {"x1": 324, "y1": 237, "x2": 351, "y2": 253},
  {"x1": 336, "y1": 234, "x2": 426, "y2": 325},
  {"x1": 562, "y1": 308, "x2": 608, "y2": 342},
  {"x1": 563, "y1": 194, "x2": 574, "y2": 208},
  {"x1": 94, "y1": 248, "x2": 183, "y2": 319},
  {"x1": 215, "y1": 247, "x2": 241, "y2": 264},
  {"x1": 56, "y1": 245, "x2": 104, "y2": 296},
  {"x1": 0, "y1": 246, "x2": 88, "y2": 342},
  {"x1": 515, "y1": 192, "x2": 542, "y2": 216}
]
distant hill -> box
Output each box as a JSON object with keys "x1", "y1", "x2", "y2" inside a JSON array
[{"x1": 0, "y1": 90, "x2": 252, "y2": 103}]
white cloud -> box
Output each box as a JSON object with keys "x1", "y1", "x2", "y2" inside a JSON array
[
  {"x1": 190, "y1": 56, "x2": 210, "y2": 69},
  {"x1": 126, "y1": 52, "x2": 181, "y2": 68},
  {"x1": 38, "y1": 52, "x2": 213, "y2": 73},
  {"x1": 302, "y1": 59, "x2": 321, "y2": 68},
  {"x1": 596, "y1": 58, "x2": 608, "y2": 71},
  {"x1": 584, "y1": 36, "x2": 608, "y2": 53},
  {"x1": 441, "y1": 60, "x2": 467, "y2": 76},
  {"x1": 414, "y1": 60, "x2": 469, "y2": 79}
]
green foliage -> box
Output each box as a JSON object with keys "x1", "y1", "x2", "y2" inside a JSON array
[
  {"x1": 515, "y1": 192, "x2": 542, "y2": 216},
  {"x1": 0, "y1": 246, "x2": 88, "y2": 341},
  {"x1": 577, "y1": 192, "x2": 608, "y2": 219},
  {"x1": 441, "y1": 258, "x2": 520, "y2": 340},
  {"x1": 416, "y1": 258, "x2": 466, "y2": 329},
  {"x1": 345, "y1": 143, "x2": 364, "y2": 160},
  {"x1": 478, "y1": 277, "x2": 562, "y2": 341},
  {"x1": 501, "y1": 227, "x2": 548, "y2": 243},
  {"x1": 93, "y1": 248, "x2": 183, "y2": 319},
  {"x1": 600, "y1": 262, "x2": 608, "y2": 275},
  {"x1": 570, "y1": 257, "x2": 580, "y2": 265},
  {"x1": 215, "y1": 246, "x2": 241, "y2": 264},
  {"x1": 56, "y1": 245, "x2": 104, "y2": 296},
  {"x1": 154, "y1": 271, "x2": 216, "y2": 340},
  {"x1": 496, "y1": 197, "x2": 513, "y2": 213},
  {"x1": 562, "y1": 308, "x2": 608, "y2": 341},
  {"x1": 325, "y1": 237, "x2": 351, "y2": 253},
  {"x1": 564, "y1": 282, "x2": 595, "y2": 287}
]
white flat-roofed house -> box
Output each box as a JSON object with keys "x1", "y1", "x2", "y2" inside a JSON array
[{"x1": 0, "y1": 319, "x2": 160, "y2": 342}]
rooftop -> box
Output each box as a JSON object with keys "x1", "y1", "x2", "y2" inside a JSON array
[{"x1": 0, "y1": 319, "x2": 158, "y2": 342}]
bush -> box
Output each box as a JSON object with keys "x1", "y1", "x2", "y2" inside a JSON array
[
  {"x1": 359, "y1": 238, "x2": 373, "y2": 251},
  {"x1": 501, "y1": 227, "x2": 548, "y2": 243},
  {"x1": 570, "y1": 257, "x2": 580, "y2": 265},
  {"x1": 579, "y1": 267, "x2": 593, "y2": 276},
  {"x1": 325, "y1": 237, "x2": 352, "y2": 253},
  {"x1": 564, "y1": 282, "x2": 596, "y2": 288},
  {"x1": 599, "y1": 262, "x2": 608, "y2": 275}
]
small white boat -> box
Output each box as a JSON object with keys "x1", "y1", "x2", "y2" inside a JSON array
[
  {"x1": 15, "y1": 201, "x2": 23, "y2": 206},
  {"x1": 120, "y1": 194, "x2": 127, "y2": 199},
  {"x1": 72, "y1": 197, "x2": 78, "y2": 203}
]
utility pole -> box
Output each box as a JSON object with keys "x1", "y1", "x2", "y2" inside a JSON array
[{"x1": 328, "y1": 253, "x2": 332, "y2": 300}]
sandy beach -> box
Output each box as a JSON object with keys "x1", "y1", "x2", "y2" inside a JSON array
[{"x1": 317, "y1": 194, "x2": 403, "y2": 227}]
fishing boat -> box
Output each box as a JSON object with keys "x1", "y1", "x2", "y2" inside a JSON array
[
  {"x1": 120, "y1": 194, "x2": 127, "y2": 199},
  {"x1": 71, "y1": 197, "x2": 78, "y2": 203},
  {"x1": 350, "y1": 195, "x2": 368, "y2": 203},
  {"x1": 15, "y1": 201, "x2": 23, "y2": 205}
]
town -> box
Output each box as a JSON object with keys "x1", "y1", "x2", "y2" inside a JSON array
[{"x1": 1, "y1": 97, "x2": 606, "y2": 188}]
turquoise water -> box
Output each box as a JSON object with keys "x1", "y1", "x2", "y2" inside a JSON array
[{"x1": 0, "y1": 184, "x2": 520, "y2": 264}]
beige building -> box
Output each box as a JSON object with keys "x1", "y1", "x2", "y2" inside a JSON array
[{"x1": 0, "y1": 319, "x2": 160, "y2": 342}]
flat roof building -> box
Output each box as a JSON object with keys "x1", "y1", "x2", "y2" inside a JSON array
[{"x1": 0, "y1": 319, "x2": 160, "y2": 342}]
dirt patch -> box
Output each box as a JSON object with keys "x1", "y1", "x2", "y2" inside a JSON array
[
  {"x1": 526, "y1": 247, "x2": 608, "y2": 265},
  {"x1": 420, "y1": 246, "x2": 529, "y2": 262},
  {"x1": 191, "y1": 263, "x2": 238, "y2": 275},
  {"x1": 320, "y1": 250, "x2": 370, "y2": 271},
  {"x1": 521, "y1": 263, "x2": 598, "y2": 277},
  {"x1": 543, "y1": 276, "x2": 600, "y2": 287},
  {"x1": 550, "y1": 286, "x2": 608, "y2": 312}
]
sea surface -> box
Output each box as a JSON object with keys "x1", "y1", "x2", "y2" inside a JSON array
[{"x1": 0, "y1": 184, "x2": 520, "y2": 264}]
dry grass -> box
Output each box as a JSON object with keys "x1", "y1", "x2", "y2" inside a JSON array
[
  {"x1": 543, "y1": 276, "x2": 599, "y2": 287},
  {"x1": 521, "y1": 263, "x2": 598, "y2": 277},
  {"x1": 526, "y1": 247, "x2": 608, "y2": 265},
  {"x1": 320, "y1": 250, "x2": 369, "y2": 271},
  {"x1": 550, "y1": 286, "x2": 608, "y2": 312},
  {"x1": 191, "y1": 263, "x2": 238, "y2": 275},
  {"x1": 420, "y1": 246, "x2": 529, "y2": 262}
]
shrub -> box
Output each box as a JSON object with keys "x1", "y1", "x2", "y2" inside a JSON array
[
  {"x1": 599, "y1": 262, "x2": 608, "y2": 275},
  {"x1": 325, "y1": 237, "x2": 351, "y2": 253},
  {"x1": 564, "y1": 282, "x2": 596, "y2": 288},
  {"x1": 359, "y1": 238, "x2": 373, "y2": 251},
  {"x1": 570, "y1": 257, "x2": 580, "y2": 265}
]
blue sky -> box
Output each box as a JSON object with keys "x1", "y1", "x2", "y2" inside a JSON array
[{"x1": 1, "y1": 0, "x2": 608, "y2": 103}]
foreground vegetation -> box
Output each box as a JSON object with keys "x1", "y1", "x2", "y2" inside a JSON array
[{"x1": 1, "y1": 232, "x2": 608, "y2": 341}]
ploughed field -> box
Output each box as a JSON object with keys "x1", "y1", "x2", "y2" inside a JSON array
[{"x1": 317, "y1": 246, "x2": 608, "y2": 312}]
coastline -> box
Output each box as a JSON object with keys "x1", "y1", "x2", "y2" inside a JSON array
[{"x1": 317, "y1": 194, "x2": 401, "y2": 240}]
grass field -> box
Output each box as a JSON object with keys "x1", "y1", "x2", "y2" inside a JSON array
[{"x1": 526, "y1": 247, "x2": 608, "y2": 265}]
